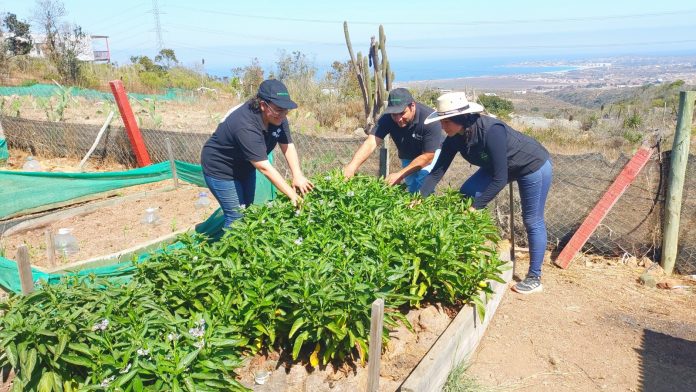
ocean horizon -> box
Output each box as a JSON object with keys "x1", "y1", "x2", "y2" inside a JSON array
[{"x1": 204, "y1": 57, "x2": 578, "y2": 82}]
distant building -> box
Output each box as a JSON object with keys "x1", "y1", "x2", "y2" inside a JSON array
[
  {"x1": 483, "y1": 92, "x2": 497, "y2": 96},
  {"x1": 513, "y1": 90, "x2": 527, "y2": 95},
  {"x1": 25, "y1": 34, "x2": 109, "y2": 63}
]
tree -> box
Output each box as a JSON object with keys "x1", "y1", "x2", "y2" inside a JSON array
[
  {"x1": 232, "y1": 58, "x2": 264, "y2": 99},
  {"x1": 130, "y1": 55, "x2": 162, "y2": 73},
  {"x1": 32, "y1": 0, "x2": 86, "y2": 83},
  {"x1": 274, "y1": 50, "x2": 315, "y2": 82},
  {"x1": 3, "y1": 13, "x2": 33, "y2": 56},
  {"x1": 154, "y1": 48, "x2": 178, "y2": 69},
  {"x1": 32, "y1": 0, "x2": 65, "y2": 63}
]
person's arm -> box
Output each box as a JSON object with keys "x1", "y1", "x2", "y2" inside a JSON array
[
  {"x1": 385, "y1": 152, "x2": 435, "y2": 185},
  {"x1": 472, "y1": 125, "x2": 508, "y2": 209},
  {"x1": 343, "y1": 135, "x2": 381, "y2": 178},
  {"x1": 419, "y1": 137, "x2": 458, "y2": 197},
  {"x1": 279, "y1": 142, "x2": 314, "y2": 194},
  {"x1": 251, "y1": 159, "x2": 301, "y2": 205}
]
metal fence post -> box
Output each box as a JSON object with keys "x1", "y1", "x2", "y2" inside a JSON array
[{"x1": 379, "y1": 136, "x2": 390, "y2": 177}]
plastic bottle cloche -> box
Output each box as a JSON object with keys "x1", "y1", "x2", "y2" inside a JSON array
[
  {"x1": 195, "y1": 192, "x2": 211, "y2": 209},
  {"x1": 141, "y1": 207, "x2": 161, "y2": 226},
  {"x1": 22, "y1": 156, "x2": 42, "y2": 171},
  {"x1": 54, "y1": 228, "x2": 79, "y2": 256}
]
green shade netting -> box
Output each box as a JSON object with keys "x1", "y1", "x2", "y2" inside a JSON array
[
  {"x1": 0, "y1": 137, "x2": 8, "y2": 162},
  {"x1": 0, "y1": 84, "x2": 191, "y2": 102},
  {"x1": 0, "y1": 158, "x2": 276, "y2": 293}
]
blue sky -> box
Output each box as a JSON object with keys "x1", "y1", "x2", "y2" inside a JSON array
[{"x1": 2, "y1": 0, "x2": 695, "y2": 78}]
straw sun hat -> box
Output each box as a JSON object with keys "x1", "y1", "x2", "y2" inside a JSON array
[{"x1": 424, "y1": 92, "x2": 484, "y2": 125}]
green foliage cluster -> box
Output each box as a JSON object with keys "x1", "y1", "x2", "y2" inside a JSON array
[
  {"x1": 0, "y1": 172, "x2": 505, "y2": 391},
  {"x1": 0, "y1": 276, "x2": 247, "y2": 391},
  {"x1": 477, "y1": 95, "x2": 514, "y2": 120}
]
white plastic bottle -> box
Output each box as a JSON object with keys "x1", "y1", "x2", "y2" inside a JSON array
[
  {"x1": 141, "y1": 207, "x2": 161, "y2": 226},
  {"x1": 195, "y1": 192, "x2": 211, "y2": 209},
  {"x1": 22, "y1": 156, "x2": 42, "y2": 171},
  {"x1": 54, "y1": 228, "x2": 79, "y2": 256}
]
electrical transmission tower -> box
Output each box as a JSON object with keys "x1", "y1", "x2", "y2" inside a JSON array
[{"x1": 151, "y1": 0, "x2": 164, "y2": 51}]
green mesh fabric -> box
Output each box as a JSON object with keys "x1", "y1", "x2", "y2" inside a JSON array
[
  {"x1": 0, "y1": 138, "x2": 8, "y2": 162},
  {"x1": 0, "y1": 84, "x2": 192, "y2": 102},
  {"x1": 0, "y1": 158, "x2": 277, "y2": 293}
]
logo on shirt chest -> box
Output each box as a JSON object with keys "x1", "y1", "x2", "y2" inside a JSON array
[
  {"x1": 271, "y1": 130, "x2": 281, "y2": 138},
  {"x1": 479, "y1": 152, "x2": 489, "y2": 162},
  {"x1": 411, "y1": 132, "x2": 423, "y2": 141}
]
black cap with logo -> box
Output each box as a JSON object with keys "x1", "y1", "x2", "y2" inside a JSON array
[
  {"x1": 384, "y1": 88, "x2": 414, "y2": 114},
  {"x1": 257, "y1": 79, "x2": 298, "y2": 109}
]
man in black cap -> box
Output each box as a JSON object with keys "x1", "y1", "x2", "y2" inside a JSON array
[
  {"x1": 343, "y1": 88, "x2": 443, "y2": 193},
  {"x1": 201, "y1": 79, "x2": 313, "y2": 227}
]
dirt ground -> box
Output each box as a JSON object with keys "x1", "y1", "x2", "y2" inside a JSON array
[
  {"x1": 462, "y1": 251, "x2": 696, "y2": 392},
  {"x1": 234, "y1": 305, "x2": 453, "y2": 392},
  {"x1": 1, "y1": 182, "x2": 218, "y2": 268}
]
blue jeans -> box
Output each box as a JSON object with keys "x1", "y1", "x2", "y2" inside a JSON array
[
  {"x1": 204, "y1": 173, "x2": 256, "y2": 228},
  {"x1": 400, "y1": 149, "x2": 441, "y2": 193},
  {"x1": 460, "y1": 160, "x2": 552, "y2": 277}
]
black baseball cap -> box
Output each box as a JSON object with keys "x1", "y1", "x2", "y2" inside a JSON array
[
  {"x1": 257, "y1": 79, "x2": 298, "y2": 109},
  {"x1": 384, "y1": 88, "x2": 414, "y2": 114}
]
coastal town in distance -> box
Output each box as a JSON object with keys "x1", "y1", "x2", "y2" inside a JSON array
[{"x1": 403, "y1": 54, "x2": 696, "y2": 92}]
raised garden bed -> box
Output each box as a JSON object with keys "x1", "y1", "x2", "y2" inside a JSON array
[
  {"x1": 0, "y1": 173, "x2": 507, "y2": 391},
  {"x1": 0, "y1": 182, "x2": 217, "y2": 272}
]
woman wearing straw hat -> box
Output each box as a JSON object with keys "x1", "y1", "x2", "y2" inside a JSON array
[{"x1": 420, "y1": 92, "x2": 552, "y2": 294}]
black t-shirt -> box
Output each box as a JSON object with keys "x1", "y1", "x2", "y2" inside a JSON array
[
  {"x1": 201, "y1": 101, "x2": 292, "y2": 180},
  {"x1": 372, "y1": 102, "x2": 443, "y2": 160}
]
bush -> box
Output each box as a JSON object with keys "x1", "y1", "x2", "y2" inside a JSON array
[{"x1": 477, "y1": 95, "x2": 513, "y2": 120}]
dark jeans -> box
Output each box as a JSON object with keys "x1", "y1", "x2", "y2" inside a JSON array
[
  {"x1": 204, "y1": 173, "x2": 256, "y2": 228},
  {"x1": 460, "y1": 160, "x2": 553, "y2": 277}
]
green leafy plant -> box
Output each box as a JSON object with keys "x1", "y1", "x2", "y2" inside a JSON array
[{"x1": 0, "y1": 172, "x2": 505, "y2": 390}]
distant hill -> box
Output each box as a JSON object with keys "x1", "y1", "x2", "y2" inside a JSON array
[{"x1": 546, "y1": 80, "x2": 693, "y2": 110}]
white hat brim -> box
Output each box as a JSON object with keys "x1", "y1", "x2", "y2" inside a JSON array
[{"x1": 424, "y1": 102, "x2": 485, "y2": 125}]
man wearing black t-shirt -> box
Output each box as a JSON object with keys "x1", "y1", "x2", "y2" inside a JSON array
[{"x1": 343, "y1": 88, "x2": 444, "y2": 193}]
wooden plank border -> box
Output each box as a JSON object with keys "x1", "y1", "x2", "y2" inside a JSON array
[{"x1": 400, "y1": 249, "x2": 513, "y2": 392}]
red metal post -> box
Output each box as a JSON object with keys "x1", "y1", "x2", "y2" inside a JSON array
[
  {"x1": 553, "y1": 145, "x2": 654, "y2": 269},
  {"x1": 109, "y1": 80, "x2": 151, "y2": 167}
]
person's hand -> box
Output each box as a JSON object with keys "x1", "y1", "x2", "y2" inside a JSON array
[
  {"x1": 343, "y1": 165, "x2": 356, "y2": 179},
  {"x1": 292, "y1": 175, "x2": 314, "y2": 195},
  {"x1": 290, "y1": 194, "x2": 304, "y2": 208},
  {"x1": 385, "y1": 172, "x2": 403, "y2": 186}
]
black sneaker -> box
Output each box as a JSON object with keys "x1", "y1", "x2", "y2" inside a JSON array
[{"x1": 512, "y1": 275, "x2": 543, "y2": 294}]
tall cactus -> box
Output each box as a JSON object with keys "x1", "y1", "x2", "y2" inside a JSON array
[{"x1": 343, "y1": 21, "x2": 394, "y2": 132}]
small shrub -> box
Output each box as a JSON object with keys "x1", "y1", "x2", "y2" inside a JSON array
[
  {"x1": 622, "y1": 129, "x2": 643, "y2": 144},
  {"x1": 19, "y1": 79, "x2": 38, "y2": 87},
  {"x1": 623, "y1": 113, "x2": 642, "y2": 129}
]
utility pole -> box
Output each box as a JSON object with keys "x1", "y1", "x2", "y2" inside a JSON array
[{"x1": 151, "y1": 0, "x2": 164, "y2": 51}]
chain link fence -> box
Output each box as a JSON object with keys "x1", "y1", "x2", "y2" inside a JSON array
[{"x1": 3, "y1": 115, "x2": 695, "y2": 274}]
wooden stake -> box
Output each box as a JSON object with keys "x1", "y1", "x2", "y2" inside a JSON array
[
  {"x1": 78, "y1": 110, "x2": 114, "y2": 171},
  {"x1": 661, "y1": 91, "x2": 696, "y2": 275},
  {"x1": 45, "y1": 229, "x2": 56, "y2": 267},
  {"x1": 16, "y1": 245, "x2": 34, "y2": 295},
  {"x1": 366, "y1": 298, "x2": 384, "y2": 392},
  {"x1": 165, "y1": 137, "x2": 179, "y2": 188}
]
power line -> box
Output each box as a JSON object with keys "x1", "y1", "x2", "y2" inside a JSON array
[{"x1": 167, "y1": 5, "x2": 696, "y2": 26}]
